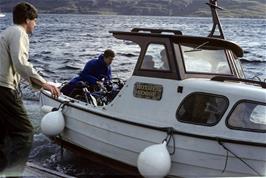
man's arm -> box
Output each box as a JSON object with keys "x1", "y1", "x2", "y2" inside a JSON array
[
  {"x1": 30, "y1": 78, "x2": 60, "y2": 98},
  {"x1": 9, "y1": 29, "x2": 45, "y2": 86},
  {"x1": 9, "y1": 28, "x2": 60, "y2": 98}
]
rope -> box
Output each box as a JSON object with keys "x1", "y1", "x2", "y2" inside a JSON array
[
  {"x1": 222, "y1": 150, "x2": 228, "y2": 173},
  {"x1": 163, "y1": 127, "x2": 176, "y2": 155},
  {"x1": 162, "y1": 129, "x2": 261, "y2": 175},
  {"x1": 218, "y1": 139, "x2": 261, "y2": 176},
  {"x1": 57, "y1": 101, "x2": 70, "y2": 110}
]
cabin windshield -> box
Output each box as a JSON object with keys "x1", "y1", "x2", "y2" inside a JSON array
[{"x1": 178, "y1": 44, "x2": 232, "y2": 75}]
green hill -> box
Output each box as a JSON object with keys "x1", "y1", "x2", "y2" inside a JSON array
[{"x1": 0, "y1": 0, "x2": 265, "y2": 18}]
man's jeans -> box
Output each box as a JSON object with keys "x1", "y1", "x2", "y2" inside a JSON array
[{"x1": 0, "y1": 86, "x2": 33, "y2": 177}]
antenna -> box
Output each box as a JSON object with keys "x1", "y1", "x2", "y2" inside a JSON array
[{"x1": 207, "y1": 0, "x2": 224, "y2": 39}]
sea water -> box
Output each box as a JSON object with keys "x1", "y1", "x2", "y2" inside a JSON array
[{"x1": 1, "y1": 14, "x2": 265, "y2": 176}]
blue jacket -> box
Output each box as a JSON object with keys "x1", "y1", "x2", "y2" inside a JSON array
[{"x1": 70, "y1": 54, "x2": 111, "y2": 85}]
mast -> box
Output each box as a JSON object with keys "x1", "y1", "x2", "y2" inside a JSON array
[{"x1": 207, "y1": 0, "x2": 224, "y2": 39}]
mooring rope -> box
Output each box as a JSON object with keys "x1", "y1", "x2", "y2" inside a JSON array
[
  {"x1": 218, "y1": 139, "x2": 261, "y2": 176},
  {"x1": 57, "y1": 101, "x2": 70, "y2": 110},
  {"x1": 163, "y1": 127, "x2": 176, "y2": 155},
  {"x1": 222, "y1": 149, "x2": 229, "y2": 173}
]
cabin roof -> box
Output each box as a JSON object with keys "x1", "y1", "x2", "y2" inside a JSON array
[{"x1": 111, "y1": 31, "x2": 244, "y2": 57}]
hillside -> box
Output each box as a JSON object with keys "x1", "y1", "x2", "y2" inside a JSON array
[{"x1": 0, "y1": 0, "x2": 265, "y2": 18}]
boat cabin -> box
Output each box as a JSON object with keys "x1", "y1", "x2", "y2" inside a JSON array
[
  {"x1": 112, "y1": 28, "x2": 245, "y2": 81},
  {"x1": 108, "y1": 28, "x2": 265, "y2": 133}
]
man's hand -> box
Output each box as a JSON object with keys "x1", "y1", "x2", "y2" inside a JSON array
[{"x1": 42, "y1": 83, "x2": 61, "y2": 98}]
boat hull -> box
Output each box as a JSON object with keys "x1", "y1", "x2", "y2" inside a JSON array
[{"x1": 40, "y1": 91, "x2": 266, "y2": 177}]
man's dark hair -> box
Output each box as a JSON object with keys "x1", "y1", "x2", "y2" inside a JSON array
[
  {"x1": 104, "y1": 49, "x2": 115, "y2": 58},
  {"x1": 13, "y1": 2, "x2": 38, "y2": 24}
]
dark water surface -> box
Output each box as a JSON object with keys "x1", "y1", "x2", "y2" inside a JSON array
[{"x1": 1, "y1": 14, "x2": 266, "y2": 177}]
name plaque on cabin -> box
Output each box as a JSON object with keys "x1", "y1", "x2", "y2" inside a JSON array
[{"x1": 133, "y1": 82, "x2": 163, "y2": 100}]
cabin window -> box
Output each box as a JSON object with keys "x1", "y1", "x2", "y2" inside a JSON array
[
  {"x1": 176, "y1": 93, "x2": 228, "y2": 126},
  {"x1": 140, "y1": 44, "x2": 170, "y2": 71},
  {"x1": 227, "y1": 101, "x2": 266, "y2": 132},
  {"x1": 178, "y1": 44, "x2": 232, "y2": 75}
]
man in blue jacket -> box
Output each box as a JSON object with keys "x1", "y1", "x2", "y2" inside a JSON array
[{"x1": 61, "y1": 49, "x2": 115, "y2": 96}]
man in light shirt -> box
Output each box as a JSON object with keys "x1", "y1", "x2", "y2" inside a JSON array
[{"x1": 0, "y1": 2, "x2": 60, "y2": 176}]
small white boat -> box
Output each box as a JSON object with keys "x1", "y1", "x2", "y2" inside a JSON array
[
  {"x1": 40, "y1": 0, "x2": 266, "y2": 177},
  {"x1": 0, "y1": 13, "x2": 5, "y2": 18}
]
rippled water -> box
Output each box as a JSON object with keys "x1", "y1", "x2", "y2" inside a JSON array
[{"x1": 1, "y1": 14, "x2": 265, "y2": 176}]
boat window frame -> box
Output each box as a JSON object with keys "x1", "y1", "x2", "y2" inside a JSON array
[
  {"x1": 226, "y1": 100, "x2": 266, "y2": 133},
  {"x1": 223, "y1": 50, "x2": 235, "y2": 75},
  {"x1": 226, "y1": 50, "x2": 244, "y2": 78},
  {"x1": 234, "y1": 59, "x2": 246, "y2": 79},
  {"x1": 176, "y1": 43, "x2": 234, "y2": 76},
  {"x1": 139, "y1": 42, "x2": 172, "y2": 72},
  {"x1": 176, "y1": 92, "x2": 229, "y2": 127},
  {"x1": 132, "y1": 36, "x2": 180, "y2": 80},
  {"x1": 229, "y1": 52, "x2": 246, "y2": 79}
]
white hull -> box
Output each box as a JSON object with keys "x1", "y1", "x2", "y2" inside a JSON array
[{"x1": 40, "y1": 88, "x2": 266, "y2": 177}]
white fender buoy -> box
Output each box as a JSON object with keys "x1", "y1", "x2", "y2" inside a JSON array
[
  {"x1": 41, "y1": 109, "x2": 65, "y2": 136},
  {"x1": 137, "y1": 141, "x2": 171, "y2": 178}
]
